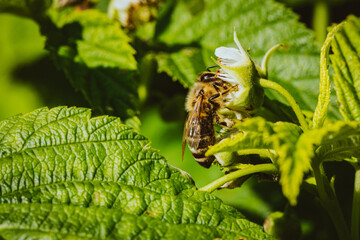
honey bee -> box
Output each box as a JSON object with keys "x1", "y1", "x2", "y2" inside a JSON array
[{"x1": 182, "y1": 71, "x2": 236, "y2": 168}]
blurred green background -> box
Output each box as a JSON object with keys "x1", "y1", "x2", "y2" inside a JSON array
[{"x1": 0, "y1": 14, "x2": 45, "y2": 119}]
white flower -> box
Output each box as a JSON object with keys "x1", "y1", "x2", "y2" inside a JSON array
[
  {"x1": 214, "y1": 32, "x2": 282, "y2": 114},
  {"x1": 214, "y1": 30, "x2": 255, "y2": 87},
  {"x1": 213, "y1": 30, "x2": 263, "y2": 113}
]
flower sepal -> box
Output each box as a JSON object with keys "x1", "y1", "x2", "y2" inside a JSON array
[{"x1": 225, "y1": 84, "x2": 264, "y2": 114}]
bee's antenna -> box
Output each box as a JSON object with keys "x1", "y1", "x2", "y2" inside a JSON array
[{"x1": 206, "y1": 65, "x2": 219, "y2": 72}]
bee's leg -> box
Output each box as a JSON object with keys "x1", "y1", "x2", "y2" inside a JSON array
[
  {"x1": 211, "y1": 82, "x2": 226, "y2": 93},
  {"x1": 206, "y1": 65, "x2": 219, "y2": 72},
  {"x1": 221, "y1": 85, "x2": 238, "y2": 95},
  {"x1": 215, "y1": 115, "x2": 228, "y2": 128},
  {"x1": 209, "y1": 93, "x2": 221, "y2": 104},
  {"x1": 209, "y1": 85, "x2": 238, "y2": 104},
  {"x1": 215, "y1": 114, "x2": 234, "y2": 128}
]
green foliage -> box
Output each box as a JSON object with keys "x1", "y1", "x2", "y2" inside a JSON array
[
  {"x1": 264, "y1": 211, "x2": 301, "y2": 240},
  {"x1": 208, "y1": 117, "x2": 360, "y2": 205},
  {"x1": 0, "y1": 0, "x2": 51, "y2": 18},
  {"x1": 1, "y1": 0, "x2": 360, "y2": 239},
  {"x1": 208, "y1": 118, "x2": 309, "y2": 205},
  {"x1": 312, "y1": 121, "x2": 360, "y2": 163},
  {"x1": 0, "y1": 106, "x2": 274, "y2": 239},
  {"x1": 207, "y1": 118, "x2": 275, "y2": 156},
  {"x1": 2, "y1": 2, "x2": 139, "y2": 122},
  {"x1": 44, "y1": 9, "x2": 139, "y2": 122},
  {"x1": 50, "y1": 9, "x2": 137, "y2": 69},
  {"x1": 151, "y1": 0, "x2": 342, "y2": 118},
  {"x1": 331, "y1": 15, "x2": 360, "y2": 121},
  {"x1": 155, "y1": 48, "x2": 207, "y2": 88},
  {"x1": 0, "y1": 14, "x2": 45, "y2": 119}
]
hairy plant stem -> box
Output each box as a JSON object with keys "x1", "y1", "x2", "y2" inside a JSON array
[
  {"x1": 312, "y1": 22, "x2": 345, "y2": 128},
  {"x1": 351, "y1": 165, "x2": 360, "y2": 240},
  {"x1": 312, "y1": 161, "x2": 350, "y2": 240},
  {"x1": 199, "y1": 163, "x2": 278, "y2": 192},
  {"x1": 259, "y1": 78, "x2": 309, "y2": 131}
]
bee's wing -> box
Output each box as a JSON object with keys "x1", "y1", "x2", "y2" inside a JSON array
[
  {"x1": 182, "y1": 114, "x2": 189, "y2": 161},
  {"x1": 182, "y1": 94, "x2": 203, "y2": 160}
]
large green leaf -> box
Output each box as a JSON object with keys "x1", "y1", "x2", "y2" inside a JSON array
[
  {"x1": 330, "y1": 15, "x2": 360, "y2": 121},
  {"x1": 152, "y1": 0, "x2": 340, "y2": 118},
  {"x1": 155, "y1": 48, "x2": 207, "y2": 88},
  {"x1": 0, "y1": 106, "x2": 274, "y2": 239}
]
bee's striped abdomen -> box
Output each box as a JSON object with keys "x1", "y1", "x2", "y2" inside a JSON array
[{"x1": 187, "y1": 109, "x2": 216, "y2": 168}]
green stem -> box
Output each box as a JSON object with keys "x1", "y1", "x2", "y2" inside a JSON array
[
  {"x1": 138, "y1": 54, "x2": 156, "y2": 105},
  {"x1": 351, "y1": 165, "x2": 360, "y2": 240},
  {"x1": 260, "y1": 44, "x2": 284, "y2": 78},
  {"x1": 259, "y1": 78, "x2": 309, "y2": 131},
  {"x1": 313, "y1": 1, "x2": 329, "y2": 43},
  {"x1": 312, "y1": 161, "x2": 350, "y2": 240},
  {"x1": 199, "y1": 163, "x2": 278, "y2": 192}
]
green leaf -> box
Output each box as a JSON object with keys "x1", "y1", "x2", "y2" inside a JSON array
[
  {"x1": 273, "y1": 122, "x2": 310, "y2": 205},
  {"x1": 42, "y1": 9, "x2": 139, "y2": 121},
  {"x1": 207, "y1": 118, "x2": 275, "y2": 156},
  {"x1": 155, "y1": 48, "x2": 207, "y2": 88},
  {"x1": 330, "y1": 15, "x2": 360, "y2": 121},
  {"x1": 275, "y1": 120, "x2": 360, "y2": 204},
  {"x1": 0, "y1": 203, "x2": 272, "y2": 240},
  {"x1": 277, "y1": 0, "x2": 349, "y2": 7},
  {"x1": 317, "y1": 136, "x2": 360, "y2": 162},
  {"x1": 0, "y1": 106, "x2": 274, "y2": 239},
  {"x1": 0, "y1": 0, "x2": 51, "y2": 18},
  {"x1": 153, "y1": 0, "x2": 340, "y2": 118},
  {"x1": 50, "y1": 9, "x2": 137, "y2": 70},
  {"x1": 311, "y1": 121, "x2": 360, "y2": 163}
]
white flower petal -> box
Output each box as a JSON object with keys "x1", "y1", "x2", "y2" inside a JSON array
[
  {"x1": 224, "y1": 87, "x2": 245, "y2": 102},
  {"x1": 217, "y1": 73, "x2": 238, "y2": 84},
  {"x1": 215, "y1": 47, "x2": 247, "y2": 67},
  {"x1": 215, "y1": 47, "x2": 241, "y2": 60}
]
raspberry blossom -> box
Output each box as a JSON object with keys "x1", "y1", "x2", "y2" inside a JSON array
[{"x1": 214, "y1": 31, "x2": 282, "y2": 114}]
